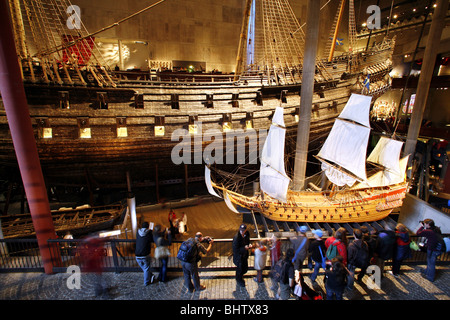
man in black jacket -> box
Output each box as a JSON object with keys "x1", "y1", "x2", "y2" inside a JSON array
[
  {"x1": 347, "y1": 228, "x2": 369, "y2": 289},
  {"x1": 375, "y1": 228, "x2": 396, "y2": 277},
  {"x1": 135, "y1": 221, "x2": 155, "y2": 286},
  {"x1": 232, "y1": 224, "x2": 252, "y2": 287}
]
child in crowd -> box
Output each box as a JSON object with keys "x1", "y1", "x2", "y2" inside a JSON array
[
  {"x1": 253, "y1": 239, "x2": 268, "y2": 283},
  {"x1": 324, "y1": 257, "x2": 348, "y2": 300}
]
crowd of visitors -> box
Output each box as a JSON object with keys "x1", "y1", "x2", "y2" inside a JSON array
[{"x1": 130, "y1": 211, "x2": 447, "y2": 300}]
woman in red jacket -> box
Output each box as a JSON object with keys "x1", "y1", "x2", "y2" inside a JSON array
[{"x1": 325, "y1": 227, "x2": 348, "y2": 266}]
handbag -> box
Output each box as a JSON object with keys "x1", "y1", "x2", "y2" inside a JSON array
[
  {"x1": 155, "y1": 237, "x2": 170, "y2": 259},
  {"x1": 409, "y1": 240, "x2": 420, "y2": 251},
  {"x1": 155, "y1": 246, "x2": 170, "y2": 259},
  {"x1": 293, "y1": 284, "x2": 302, "y2": 297}
]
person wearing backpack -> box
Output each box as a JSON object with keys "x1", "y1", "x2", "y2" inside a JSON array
[
  {"x1": 325, "y1": 227, "x2": 348, "y2": 266},
  {"x1": 416, "y1": 219, "x2": 445, "y2": 282},
  {"x1": 178, "y1": 232, "x2": 213, "y2": 292},
  {"x1": 308, "y1": 229, "x2": 327, "y2": 283},
  {"x1": 347, "y1": 228, "x2": 369, "y2": 290},
  {"x1": 278, "y1": 248, "x2": 295, "y2": 300},
  {"x1": 232, "y1": 224, "x2": 253, "y2": 287},
  {"x1": 361, "y1": 225, "x2": 377, "y2": 264}
]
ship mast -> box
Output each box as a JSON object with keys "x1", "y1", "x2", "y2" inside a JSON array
[
  {"x1": 326, "y1": 0, "x2": 346, "y2": 62},
  {"x1": 234, "y1": 0, "x2": 253, "y2": 80},
  {"x1": 8, "y1": 0, "x2": 28, "y2": 60}
]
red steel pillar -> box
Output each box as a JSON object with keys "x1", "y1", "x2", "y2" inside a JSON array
[{"x1": 0, "y1": 0, "x2": 58, "y2": 274}]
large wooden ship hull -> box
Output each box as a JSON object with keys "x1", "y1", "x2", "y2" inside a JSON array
[
  {"x1": 219, "y1": 182, "x2": 407, "y2": 223},
  {"x1": 0, "y1": 0, "x2": 396, "y2": 189},
  {"x1": 0, "y1": 40, "x2": 394, "y2": 185}
]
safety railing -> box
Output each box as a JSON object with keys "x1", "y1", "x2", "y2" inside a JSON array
[
  {"x1": 47, "y1": 238, "x2": 251, "y2": 273},
  {"x1": 0, "y1": 236, "x2": 448, "y2": 273},
  {"x1": 0, "y1": 239, "x2": 44, "y2": 272}
]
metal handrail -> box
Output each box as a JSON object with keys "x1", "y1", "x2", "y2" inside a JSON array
[{"x1": 0, "y1": 236, "x2": 448, "y2": 273}]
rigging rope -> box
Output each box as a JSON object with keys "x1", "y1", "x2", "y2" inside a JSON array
[{"x1": 33, "y1": 0, "x2": 166, "y2": 58}]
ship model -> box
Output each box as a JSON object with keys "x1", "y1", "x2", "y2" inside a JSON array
[
  {"x1": 0, "y1": 0, "x2": 396, "y2": 189},
  {"x1": 207, "y1": 93, "x2": 409, "y2": 223}
]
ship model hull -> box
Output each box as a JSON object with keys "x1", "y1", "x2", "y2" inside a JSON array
[{"x1": 221, "y1": 182, "x2": 407, "y2": 223}]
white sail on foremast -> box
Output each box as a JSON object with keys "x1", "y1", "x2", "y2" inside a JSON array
[
  {"x1": 353, "y1": 155, "x2": 409, "y2": 189},
  {"x1": 353, "y1": 135, "x2": 408, "y2": 189},
  {"x1": 367, "y1": 136, "x2": 403, "y2": 175},
  {"x1": 260, "y1": 107, "x2": 290, "y2": 202},
  {"x1": 317, "y1": 94, "x2": 372, "y2": 187}
]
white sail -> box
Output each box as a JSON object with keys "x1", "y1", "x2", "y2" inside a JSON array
[
  {"x1": 224, "y1": 191, "x2": 239, "y2": 213},
  {"x1": 385, "y1": 155, "x2": 409, "y2": 185},
  {"x1": 204, "y1": 166, "x2": 222, "y2": 198},
  {"x1": 367, "y1": 136, "x2": 403, "y2": 174},
  {"x1": 317, "y1": 118, "x2": 370, "y2": 185},
  {"x1": 260, "y1": 107, "x2": 290, "y2": 202},
  {"x1": 321, "y1": 162, "x2": 357, "y2": 187},
  {"x1": 353, "y1": 155, "x2": 409, "y2": 189},
  {"x1": 338, "y1": 94, "x2": 372, "y2": 127},
  {"x1": 317, "y1": 93, "x2": 372, "y2": 186}
]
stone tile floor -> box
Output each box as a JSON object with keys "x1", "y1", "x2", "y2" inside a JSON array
[{"x1": 0, "y1": 264, "x2": 448, "y2": 301}]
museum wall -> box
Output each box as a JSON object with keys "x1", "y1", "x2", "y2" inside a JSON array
[{"x1": 72, "y1": 0, "x2": 338, "y2": 72}]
